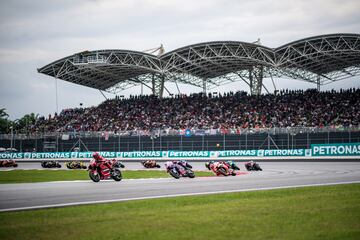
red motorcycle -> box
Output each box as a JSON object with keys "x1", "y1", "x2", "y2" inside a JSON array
[
  {"x1": 142, "y1": 160, "x2": 161, "y2": 168},
  {"x1": 0, "y1": 160, "x2": 18, "y2": 167},
  {"x1": 88, "y1": 159, "x2": 122, "y2": 182},
  {"x1": 206, "y1": 161, "x2": 236, "y2": 176}
]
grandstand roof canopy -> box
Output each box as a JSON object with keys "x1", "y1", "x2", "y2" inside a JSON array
[{"x1": 38, "y1": 33, "x2": 360, "y2": 96}]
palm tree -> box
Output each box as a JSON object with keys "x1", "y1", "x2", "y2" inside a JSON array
[
  {"x1": 16, "y1": 113, "x2": 39, "y2": 133},
  {"x1": 0, "y1": 109, "x2": 10, "y2": 133},
  {"x1": 0, "y1": 108, "x2": 9, "y2": 119}
]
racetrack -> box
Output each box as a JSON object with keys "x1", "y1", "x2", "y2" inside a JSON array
[
  {"x1": 0, "y1": 162, "x2": 359, "y2": 212},
  {"x1": 0, "y1": 161, "x2": 208, "y2": 171}
]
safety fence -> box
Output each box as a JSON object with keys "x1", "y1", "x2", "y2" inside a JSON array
[{"x1": 1, "y1": 128, "x2": 360, "y2": 153}]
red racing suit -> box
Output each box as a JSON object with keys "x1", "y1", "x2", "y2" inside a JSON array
[
  {"x1": 209, "y1": 161, "x2": 233, "y2": 176},
  {"x1": 92, "y1": 155, "x2": 113, "y2": 170}
]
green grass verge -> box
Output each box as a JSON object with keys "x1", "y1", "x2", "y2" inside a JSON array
[
  {"x1": 0, "y1": 170, "x2": 214, "y2": 183},
  {"x1": 0, "y1": 184, "x2": 359, "y2": 240}
]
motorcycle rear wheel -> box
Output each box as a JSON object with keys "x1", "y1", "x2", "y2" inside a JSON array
[
  {"x1": 89, "y1": 171, "x2": 100, "y2": 182},
  {"x1": 218, "y1": 167, "x2": 228, "y2": 176},
  {"x1": 111, "y1": 169, "x2": 122, "y2": 181}
]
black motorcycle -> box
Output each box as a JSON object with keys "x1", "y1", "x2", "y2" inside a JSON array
[
  {"x1": 245, "y1": 162, "x2": 262, "y2": 171},
  {"x1": 41, "y1": 160, "x2": 61, "y2": 168},
  {"x1": 167, "y1": 162, "x2": 195, "y2": 179}
]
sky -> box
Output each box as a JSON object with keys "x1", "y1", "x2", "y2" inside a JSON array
[{"x1": 0, "y1": 0, "x2": 359, "y2": 120}]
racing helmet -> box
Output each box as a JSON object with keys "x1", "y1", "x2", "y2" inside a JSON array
[
  {"x1": 205, "y1": 162, "x2": 210, "y2": 169},
  {"x1": 92, "y1": 152, "x2": 101, "y2": 160},
  {"x1": 205, "y1": 161, "x2": 214, "y2": 170}
]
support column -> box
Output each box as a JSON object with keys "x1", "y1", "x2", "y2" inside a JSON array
[
  {"x1": 54, "y1": 77, "x2": 59, "y2": 114},
  {"x1": 249, "y1": 66, "x2": 263, "y2": 95},
  {"x1": 158, "y1": 75, "x2": 165, "y2": 98},
  {"x1": 203, "y1": 79, "x2": 207, "y2": 94},
  {"x1": 151, "y1": 74, "x2": 156, "y2": 95},
  {"x1": 317, "y1": 75, "x2": 321, "y2": 91},
  {"x1": 151, "y1": 73, "x2": 165, "y2": 98}
]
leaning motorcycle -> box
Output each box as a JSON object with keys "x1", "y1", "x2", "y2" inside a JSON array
[
  {"x1": 216, "y1": 162, "x2": 236, "y2": 176},
  {"x1": 168, "y1": 164, "x2": 195, "y2": 179},
  {"x1": 207, "y1": 162, "x2": 236, "y2": 176},
  {"x1": 245, "y1": 162, "x2": 262, "y2": 171},
  {"x1": 142, "y1": 160, "x2": 161, "y2": 168},
  {"x1": 41, "y1": 160, "x2": 61, "y2": 168},
  {"x1": 88, "y1": 159, "x2": 122, "y2": 182},
  {"x1": 0, "y1": 160, "x2": 18, "y2": 167},
  {"x1": 66, "y1": 161, "x2": 87, "y2": 169}
]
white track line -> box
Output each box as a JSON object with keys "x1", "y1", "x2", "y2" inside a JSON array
[
  {"x1": 42, "y1": 178, "x2": 170, "y2": 183},
  {"x1": 1, "y1": 180, "x2": 360, "y2": 212}
]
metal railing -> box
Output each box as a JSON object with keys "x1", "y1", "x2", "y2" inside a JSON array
[
  {"x1": 1, "y1": 126, "x2": 360, "y2": 153},
  {"x1": 1, "y1": 126, "x2": 360, "y2": 140}
]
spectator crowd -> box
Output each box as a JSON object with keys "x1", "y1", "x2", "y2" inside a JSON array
[{"x1": 27, "y1": 88, "x2": 360, "y2": 134}]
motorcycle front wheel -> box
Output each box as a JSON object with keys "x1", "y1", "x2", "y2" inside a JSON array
[
  {"x1": 169, "y1": 169, "x2": 180, "y2": 179},
  {"x1": 187, "y1": 170, "x2": 195, "y2": 178}
]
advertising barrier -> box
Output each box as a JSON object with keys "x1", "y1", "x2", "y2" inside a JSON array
[
  {"x1": 2, "y1": 143, "x2": 358, "y2": 160},
  {"x1": 311, "y1": 142, "x2": 360, "y2": 156}
]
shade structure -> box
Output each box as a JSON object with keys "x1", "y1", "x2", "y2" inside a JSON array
[{"x1": 38, "y1": 33, "x2": 360, "y2": 96}]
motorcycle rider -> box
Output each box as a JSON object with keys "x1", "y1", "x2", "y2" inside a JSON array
[
  {"x1": 225, "y1": 160, "x2": 240, "y2": 170},
  {"x1": 165, "y1": 160, "x2": 176, "y2": 172},
  {"x1": 245, "y1": 160, "x2": 255, "y2": 169},
  {"x1": 205, "y1": 161, "x2": 236, "y2": 176},
  {"x1": 142, "y1": 160, "x2": 158, "y2": 168},
  {"x1": 205, "y1": 160, "x2": 232, "y2": 170},
  {"x1": 175, "y1": 160, "x2": 192, "y2": 169},
  {"x1": 92, "y1": 152, "x2": 113, "y2": 170},
  {"x1": 245, "y1": 160, "x2": 262, "y2": 171},
  {"x1": 165, "y1": 160, "x2": 191, "y2": 172},
  {"x1": 205, "y1": 161, "x2": 214, "y2": 170}
]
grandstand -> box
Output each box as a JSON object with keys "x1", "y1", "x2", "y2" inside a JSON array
[
  {"x1": 28, "y1": 88, "x2": 360, "y2": 133},
  {"x1": 1, "y1": 88, "x2": 360, "y2": 152}
]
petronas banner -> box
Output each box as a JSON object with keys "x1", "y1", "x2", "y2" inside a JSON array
[
  {"x1": 311, "y1": 143, "x2": 360, "y2": 156},
  {"x1": 0, "y1": 143, "x2": 358, "y2": 160}
]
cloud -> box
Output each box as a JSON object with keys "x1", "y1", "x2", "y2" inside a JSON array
[{"x1": 0, "y1": 0, "x2": 359, "y2": 119}]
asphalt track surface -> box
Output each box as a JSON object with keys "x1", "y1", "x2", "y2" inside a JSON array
[{"x1": 0, "y1": 162, "x2": 360, "y2": 212}]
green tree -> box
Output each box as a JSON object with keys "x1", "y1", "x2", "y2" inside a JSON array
[
  {"x1": 16, "y1": 113, "x2": 39, "y2": 133},
  {"x1": 0, "y1": 108, "x2": 11, "y2": 133}
]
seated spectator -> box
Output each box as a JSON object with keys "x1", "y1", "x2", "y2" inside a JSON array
[{"x1": 23, "y1": 88, "x2": 360, "y2": 133}]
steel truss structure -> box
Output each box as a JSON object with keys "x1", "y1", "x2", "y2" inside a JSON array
[{"x1": 38, "y1": 34, "x2": 360, "y2": 96}]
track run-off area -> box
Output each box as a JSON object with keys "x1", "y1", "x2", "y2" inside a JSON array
[{"x1": 0, "y1": 161, "x2": 359, "y2": 212}]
